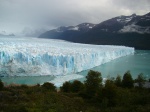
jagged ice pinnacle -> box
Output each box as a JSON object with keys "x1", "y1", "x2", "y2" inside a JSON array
[{"x1": 0, "y1": 37, "x2": 134, "y2": 77}]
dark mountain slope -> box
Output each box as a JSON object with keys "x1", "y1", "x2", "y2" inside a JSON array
[
  {"x1": 39, "y1": 23, "x2": 96, "y2": 39},
  {"x1": 39, "y1": 12, "x2": 150, "y2": 50}
]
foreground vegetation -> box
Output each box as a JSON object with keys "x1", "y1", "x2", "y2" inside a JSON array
[{"x1": 0, "y1": 70, "x2": 150, "y2": 112}]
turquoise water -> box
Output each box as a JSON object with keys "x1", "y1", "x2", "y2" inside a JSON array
[
  {"x1": 78, "y1": 50, "x2": 150, "y2": 81},
  {"x1": 1, "y1": 50, "x2": 150, "y2": 85},
  {"x1": 1, "y1": 75, "x2": 55, "y2": 85}
]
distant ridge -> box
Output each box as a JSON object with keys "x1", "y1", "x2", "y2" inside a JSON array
[{"x1": 39, "y1": 12, "x2": 150, "y2": 50}]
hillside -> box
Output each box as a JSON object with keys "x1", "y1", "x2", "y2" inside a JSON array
[{"x1": 39, "y1": 12, "x2": 150, "y2": 50}]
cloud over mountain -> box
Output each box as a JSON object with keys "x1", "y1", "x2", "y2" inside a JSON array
[{"x1": 0, "y1": 0, "x2": 150, "y2": 36}]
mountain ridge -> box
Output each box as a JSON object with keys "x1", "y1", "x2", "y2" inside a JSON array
[{"x1": 39, "y1": 12, "x2": 150, "y2": 50}]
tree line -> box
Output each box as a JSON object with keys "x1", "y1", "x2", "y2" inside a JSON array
[{"x1": 0, "y1": 70, "x2": 150, "y2": 112}]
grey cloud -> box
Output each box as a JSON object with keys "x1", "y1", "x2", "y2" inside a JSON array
[{"x1": 0, "y1": 0, "x2": 149, "y2": 36}]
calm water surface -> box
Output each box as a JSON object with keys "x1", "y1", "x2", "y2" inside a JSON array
[
  {"x1": 78, "y1": 50, "x2": 150, "y2": 81},
  {"x1": 1, "y1": 50, "x2": 150, "y2": 85}
]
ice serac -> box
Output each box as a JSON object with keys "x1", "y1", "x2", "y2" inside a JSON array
[{"x1": 0, "y1": 37, "x2": 134, "y2": 77}]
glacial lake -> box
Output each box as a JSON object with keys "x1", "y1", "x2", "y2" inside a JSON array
[{"x1": 1, "y1": 50, "x2": 150, "y2": 86}]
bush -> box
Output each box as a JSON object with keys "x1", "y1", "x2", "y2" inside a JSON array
[
  {"x1": 20, "y1": 84, "x2": 28, "y2": 89},
  {"x1": 60, "y1": 81, "x2": 71, "y2": 92},
  {"x1": 41, "y1": 82, "x2": 56, "y2": 92},
  {"x1": 71, "y1": 80, "x2": 84, "y2": 93},
  {"x1": 0, "y1": 79, "x2": 4, "y2": 91},
  {"x1": 17, "y1": 105, "x2": 28, "y2": 112}
]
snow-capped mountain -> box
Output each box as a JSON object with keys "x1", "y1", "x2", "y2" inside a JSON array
[
  {"x1": 39, "y1": 12, "x2": 150, "y2": 50},
  {"x1": 93, "y1": 13, "x2": 137, "y2": 33},
  {"x1": 92, "y1": 13, "x2": 150, "y2": 34},
  {"x1": 119, "y1": 12, "x2": 150, "y2": 33},
  {"x1": 39, "y1": 23, "x2": 96, "y2": 40},
  {"x1": 52, "y1": 23, "x2": 96, "y2": 32}
]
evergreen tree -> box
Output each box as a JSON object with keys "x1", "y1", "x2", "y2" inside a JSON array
[
  {"x1": 71, "y1": 80, "x2": 84, "y2": 93},
  {"x1": 135, "y1": 73, "x2": 146, "y2": 88},
  {"x1": 0, "y1": 79, "x2": 4, "y2": 91},
  {"x1": 41, "y1": 82, "x2": 56, "y2": 92},
  {"x1": 103, "y1": 79, "x2": 117, "y2": 106},
  {"x1": 122, "y1": 71, "x2": 133, "y2": 88},
  {"x1": 84, "y1": 70, "x2": 102, "y2": 97},
  {"x1": 60, "y1": 81, "x2": 71, "y2": 92},
  {"x1": 115, "y1": 75, "x2": 122, "y2": 87}
]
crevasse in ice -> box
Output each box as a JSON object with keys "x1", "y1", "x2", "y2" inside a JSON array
[{"x1": 0, "y1": 37, "x2": 134, "y2": 77}]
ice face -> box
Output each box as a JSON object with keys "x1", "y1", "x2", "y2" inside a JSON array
[{"x1": 0, "y1": 37, "x2": 134, "y2": 77}]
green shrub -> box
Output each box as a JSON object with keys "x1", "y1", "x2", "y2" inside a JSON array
[
  {"x1": 60, "y1": 81, "x2": 71, "y2": 92},
  {"x1": 41, "y1": 82, "x2": 56, "y2": 92},
  {"x1": 71, "y1": 80, "x2": 84, "y2": 93},
  {"x1": 0, "y1": 79, "x2": 4, "y2": 91}
]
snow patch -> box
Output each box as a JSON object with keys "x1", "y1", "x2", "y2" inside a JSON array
[
  {"x1": 68, "y1": 27, "x2": 79, "y2": 31},
  {"x1": 117, "y1": 19, "x2": 121, "y2": 22},
  {"x1": 117, "y1": 17, "x2": 132, "y2": 23},
  {"x1": 125, "y1": 17, "x2": 132, "y2": 22},
  {"x1": 101, "y1": 29, "x2": 108, "y2": 32},
  {"x1": 119, "y1": 25, "x2": 150, "y2": 34}
]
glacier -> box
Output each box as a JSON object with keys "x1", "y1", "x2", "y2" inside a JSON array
[{"x1": 0, "y1": 37, "x2": 134, "y2": 77}]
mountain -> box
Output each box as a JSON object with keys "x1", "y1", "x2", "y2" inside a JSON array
[
  {"x1": 39, "y1": 23, "x2": 96, "y2": 40},
  {"x1": 39, "y1": 12, "x2": 150, "y2": 50},
  {"x1": 0, "y1": 31, "x2": 15, "y2": 36}
]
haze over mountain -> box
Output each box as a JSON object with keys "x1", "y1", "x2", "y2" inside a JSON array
[
  {"x1": 39, "y1": 12, "x2": 150, "y2": 50},
  {"x1": 0, "y1": 31, "x2": 15, "y2": 36}
]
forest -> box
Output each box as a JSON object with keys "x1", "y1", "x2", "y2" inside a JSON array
[{"x1": 0, "y1": 70, "x2": 150, "y2": 112}]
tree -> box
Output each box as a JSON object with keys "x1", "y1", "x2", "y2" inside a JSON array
[
  {"x1": 115, "y1": 75, "x2": 122, "y2": 87},
  {"x1": 135, "y1": 73, "x2": 146, "y2": 88},
  {"x1": 122, "y1": 71, "x2": 133, "y2": 88},
  {"x1": 60, "y1": 81, "x2": 71, "y2": 92},
  {"x1": 103, "y1": 79, "x2": 117, "y2": 106},
  {"x1": 41, "y1": 82, "x2": 56, "y2": 92},
  {"x1": 0, "y1": 79, "x2": 4, "y2": 91},
  {"x1": 84, "y1": 70, "x2": 103, "y2": 97},
  {"x1": 71, "y1": 80, "x2": 84, "y2": 93}
]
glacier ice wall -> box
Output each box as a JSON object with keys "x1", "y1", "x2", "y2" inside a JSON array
[{"x1": 0, "y1": 37, "x2": 134, "y2": 77}]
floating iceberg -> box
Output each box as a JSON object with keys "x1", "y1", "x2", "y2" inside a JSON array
[{"x1": 0, "y1": 37, "x2": 134, "y2": 77}]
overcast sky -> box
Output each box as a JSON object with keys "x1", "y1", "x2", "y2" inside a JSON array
[{"x1": 0, "y1": 0, "x2": 150, "y2": 36}]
